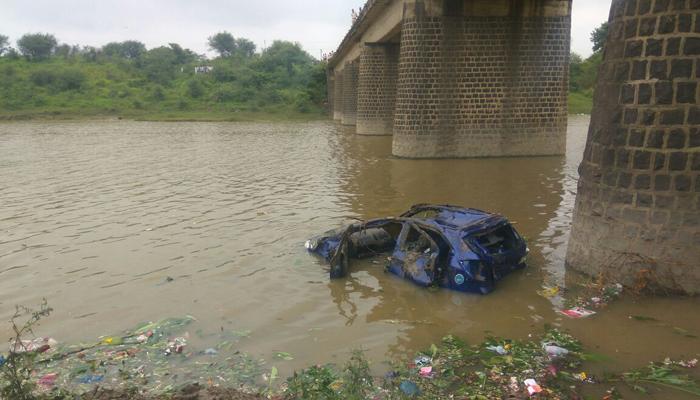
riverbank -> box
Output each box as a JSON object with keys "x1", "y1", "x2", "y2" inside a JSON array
[
  {"x1": 5, "y1": 281, "x2": 699, "y2": 400},
  {"x1": 0, "y1": 108, "x2": 326, "y2": 123},
  {"x1": 568, "y1": 91, "x2": 593, "y2": 115},
  {"x1": 0, "y1": 105, "x2": 591, "y2": 123},
  {"x1": 10, "y1": 322, "x2": 700, "y2": 400}
]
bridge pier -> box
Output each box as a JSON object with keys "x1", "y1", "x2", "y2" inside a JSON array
[
  {"x1": 329, "y1": 0, "x2": 571, "y2": 157},
  {"x1": 341, "y1": 61, "x2": 360, "y2": 126},
  {"x1": 333, "y1": 70, "x2": 344, "y2": 121},
  {"x1": 567, "y1": 0, "x2": 700, "y2": 294},
  {"x1": 327, "y1": 72, "x2": 335, "y2": 118},
  {"x1": 357, "y1": 43, "x2": 400, "y2": 135},
  {"x1": 392, "y1": 0, "x2": 571, "y2": 158}
]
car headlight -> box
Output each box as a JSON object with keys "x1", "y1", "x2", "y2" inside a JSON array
[{"x1": 305, "y1": 240, "x2": 317, "y2": 250}]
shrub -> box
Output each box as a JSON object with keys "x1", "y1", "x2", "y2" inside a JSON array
[
  {"x1": 212, "y1": 87, "x2": 236, "y2": 103},
  {"x1": 30, "y1": 68, "x2": 85, "y2": 91},
  {"x1": 0, "y1": 300, "x2": 53, "y2": 400},
  {"x1": 2, "y1": 65, "x2": 16, "y2": 77},
  {"x1": 212, "y1": 65, "x2": 236, "y2": 82},
  {"x1": 286, "y1": 365, "x2": 339, "y2": 399},
  {"x1": 152, "y1": 86, "x2": 165, "y2": 101},
  {"x1": 55, "y1": 69, "x2": 86, "y2": 91},
  {"x1": 186, "y1": 79, "x2": 204, "y2": 98},
  {"x1": 30, "y1": 69, "x2": 56, "y2": 86}
]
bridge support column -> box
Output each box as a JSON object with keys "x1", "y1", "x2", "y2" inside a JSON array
[
  {"x1": 341, "y1": 60, "x2": 360, "y2": 126},
  {"x1": 333, "y1": 70, "x2": 344, "y2": 121},
  {"x1": 327, "y1": 71, "x2": 335, "y2": 118},
  {"x1": 392, "y1": 0, "x2": 571, "y2": 158},
  {"x1": 357, "y1": 43, "x2": 400, "y2": 135},
  {"x1": 567, "y1": 0, "x2": 700, "y2": 294}
]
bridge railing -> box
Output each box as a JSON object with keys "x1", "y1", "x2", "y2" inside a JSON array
[{"x1": 329, "y1": 0, "x2": 377, "y2": 67}]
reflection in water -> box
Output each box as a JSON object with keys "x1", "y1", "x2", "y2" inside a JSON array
[
  {"x1": 1, "y1": 117, "x2": 699, "y2": 387},
  {"x1": 536, "y1": 116, "x2": 589, "y2": 291}
]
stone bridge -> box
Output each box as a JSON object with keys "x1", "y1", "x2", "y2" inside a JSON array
[
  {"x1": 327, "y1": 0, "x2": 573, "y2": 158},
  {"x1": 329, "y1": 0, "x2": 700, "y2": 294}
]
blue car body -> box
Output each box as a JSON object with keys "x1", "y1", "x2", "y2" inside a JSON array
[{"x1": 305, "y1": 204, "x2": 528, "y2": 294}]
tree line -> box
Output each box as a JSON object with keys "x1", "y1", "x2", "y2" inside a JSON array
[
  {"x1": 570, "y1": 22, "x2": 607, "y2": 92},
  {"x1": 0, "y1": 22, "x2": 607, "y2": 119},
  {"x1": 0, "y1": 32, "x2": 327, "y2": 118}
]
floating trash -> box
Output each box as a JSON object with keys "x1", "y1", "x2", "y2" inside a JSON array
[
  {"x1": 77, "y1": 374, "x2": 104, "y2": 384},
  {"x1": 537, "y1": 286, "x2": 560, "y2": 298},
  {"x1": 665, "y1": 358, "x2": 699, "y2": 368},
  {"x1": 164, "y1": 337, "x2": 187, "y2": 355},
  {"x1": 542, "y1": 342, "x2": 570, "y2": 358},
  {"x1": 38, "y1": 373, "x2": 58, "y2": 389},
  {"x1": 508, "y1": 376, "x2": 519, "y2": 392},
  {"x1": 11, "y1": 337, "x2": 57, "y2": 353},
  {"x1": 523, "y1": 378, "x2": 542, "y2": 396},
  {"x1": 399, "y1": 380, "x2": 420, "y2": 397},
  {"x1": 274, "y1": 351, "x2": 294, "y2": 361},
  {"x1": 25, "y1": 316, "x2": 263, "y2": 396},
  {"x1": 560, "y1": 307, "x2": 597, "y2": 318},
  {"x1": 413, "y1": 355, "x2": 432, "y2": 367},
  {"x1": 486, "y1": 345, "x2": 508, "y2": 355}
]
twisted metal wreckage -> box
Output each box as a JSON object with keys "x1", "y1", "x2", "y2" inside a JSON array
[{"x1": 306, "y1": 204, "x2": 528, "y2": 294}]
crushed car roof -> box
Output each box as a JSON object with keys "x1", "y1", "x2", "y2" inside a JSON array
[{"x1": 399, "y1": 204, "x2": 505, "y2": 232}]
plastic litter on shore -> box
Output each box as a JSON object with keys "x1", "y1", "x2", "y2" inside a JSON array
[
  {"x1": 486, "y1": 345, "x2": 508, "y2": 355},
  {"x1": 399, "y1": 380, "x2": 420, "y2": 396},
  {"x1": 542, "y1": 343, "x2": 570, "y2": 358},
  {"x1": 12, "y1": 337, "x2": 57, "y2": 353},
  {"x1": 523, "y1": 378, "x2": 542, "y2": 395},
  {"x1": 21, "y1": 316, "x2": 263, "y2": 395}
]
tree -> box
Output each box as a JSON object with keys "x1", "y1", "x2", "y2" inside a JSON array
[
  {"x1": 208, "y1": 32, "x2": 236, "y2": 57},
  {"x1": 81, "y1": 46, "x2": 100, "y2": 62},
  {"x1": 17, "y1": 33, "x2": 57, "y2": 61},
  {"x1": 235, "y1": 38, "x2": 256, "y2": 58},
  {"x1": 121, "y1": 41, "x2": 145, "y2": 59},
  {"x1": 140, "y1": 46, "x2": 178, "y2": 84},
  {"x1": 102, "y1": 41, "x2": 145, "y2": 59},
  {"x1": 168, "y1": 43, "x2": 197, "y2": 64},
  {"x1": 102, "y1": 42, "x2": 123, "y2": 58},
  {"x1": 591, "y1": 22, "x2": 609, "y2": 53},
  {"x1": 54, "y1": 44, "x2": 72, "y2": 59},
  {"x1": 0, "y1": 35, "x2": 8, "y2": 56},
  {"x1": 259, "y1": 41, "x2": 314, "y2": 77},
  {"x1": 569, "y1": 53, "x2": 583, "y2": 91},
  {"x1": 5, "y1": 48, "x2": 20, "y2": 60}
]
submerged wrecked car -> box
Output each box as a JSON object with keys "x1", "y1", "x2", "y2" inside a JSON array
[{"x1": 305, "y1": 204, "x2": 528, "y2": 294}]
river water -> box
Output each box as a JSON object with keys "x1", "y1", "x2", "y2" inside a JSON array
[{"x1": 0, "y1": 116, "x2": 698, "y2": 396}]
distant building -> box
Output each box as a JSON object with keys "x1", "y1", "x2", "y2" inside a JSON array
[{"x1": 194, "y1": 66, "x2": 213, "y2": 74}]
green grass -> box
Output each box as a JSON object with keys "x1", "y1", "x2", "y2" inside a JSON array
[
  {"x1": 569, "y1": 91, "x2": 593, "y2": 114},
  {"x1": 0, "y1": 50, "x2": 327, "y2": 122},
  {"x1": 0, "y1": 57, "x2": 595, "y2": 121}
]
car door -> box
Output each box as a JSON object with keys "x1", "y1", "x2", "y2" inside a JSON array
[{"x1": 387, "y1": 223, "x2": 439, "y2": 286}]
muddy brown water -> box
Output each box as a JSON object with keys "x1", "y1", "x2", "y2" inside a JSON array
[{"x1": 1, "y1": 116, "x2": 698, "y2": 397}]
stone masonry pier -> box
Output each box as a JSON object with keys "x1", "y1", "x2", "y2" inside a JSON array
[
  {"x1": 567, "y1": 0, "x2": 700, "y2": 294},
  {"x1": 328, "y1": 0, "x2": 572, "y2": 158}
]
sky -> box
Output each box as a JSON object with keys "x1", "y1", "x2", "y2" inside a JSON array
[{"x1": 1, "y1": 0, "x2": 611, "y2": 59}]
